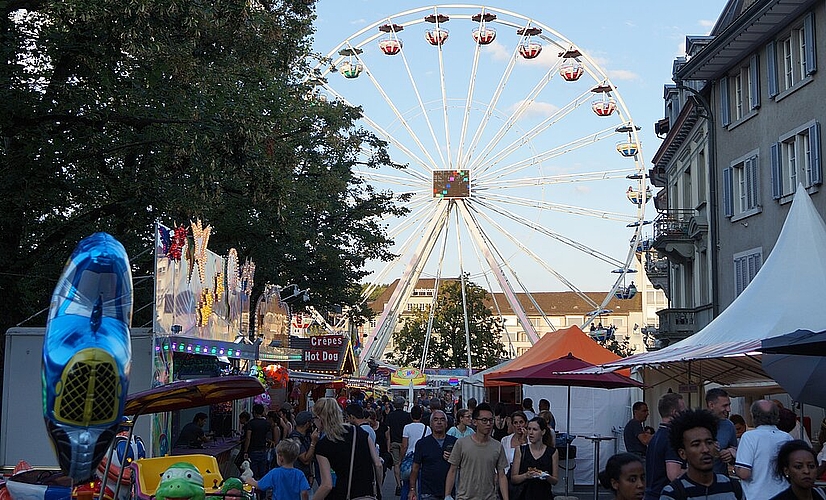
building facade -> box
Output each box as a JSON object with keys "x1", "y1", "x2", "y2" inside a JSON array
[
  {"x1": 650, "y1": 0, "x2": 825, "y2": 345},
  {"x1": 365, "y1": 276, "x2": 657, "y2": 365}
]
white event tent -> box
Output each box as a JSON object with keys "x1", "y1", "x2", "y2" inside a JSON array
[{"x1": 583, "y1": 186, "x2": 826, "y2": 389}]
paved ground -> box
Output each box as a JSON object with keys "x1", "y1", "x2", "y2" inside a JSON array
[{"x1": 376, "y1": 474, "x2": 617, "y2": 499}]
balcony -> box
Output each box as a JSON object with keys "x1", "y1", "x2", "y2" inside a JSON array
[
  {"x1": 643, "y1": 252, "x2": 669, "y2": 298},
  {"x1": 653, "y1": 304, "x2": 713, "y2": 347},
  {"x1": 653, "y1": 210, "x2": 695, "y2": 263}
]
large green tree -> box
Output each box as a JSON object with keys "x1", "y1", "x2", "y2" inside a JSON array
[
  {"x1": 389, "y1": 279, "x2": 507, "y2": 370},
  {"x1": 0, "y1": 0, "x2": 405, "y2": 395}
]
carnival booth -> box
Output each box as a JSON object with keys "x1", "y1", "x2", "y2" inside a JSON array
[{"x1": 484, "y1": 325, "x2": 642, "y2": 490}]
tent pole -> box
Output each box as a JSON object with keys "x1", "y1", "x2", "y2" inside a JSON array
[{"x1": 565, "y1": 384, "x2": 572, "y2": 496}]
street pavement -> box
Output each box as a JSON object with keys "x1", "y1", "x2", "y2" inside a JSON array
[{"x1": 376, "y1": 473, "x2": 617, "y2": 499}]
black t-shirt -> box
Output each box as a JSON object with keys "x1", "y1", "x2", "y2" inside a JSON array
[
  {"x1": 385, "y1": 409, "x2": 412, "y2": 443},
  {"x1": 374, "y1": 422, "x2": 389, "y2": 453},
  {"x1": 316, "y1": 426, "x2": 376, "y2": 500},
  {"x1": 176, "y1": 422, "x2": 205, "y2": 447},
  {"x1": 246, "y1": 417, "x2": 270, "y2": 452}
]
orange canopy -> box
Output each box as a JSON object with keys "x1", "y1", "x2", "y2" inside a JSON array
[{"x1": 484, "y1": 325, "x2": 630, "y2": 386}]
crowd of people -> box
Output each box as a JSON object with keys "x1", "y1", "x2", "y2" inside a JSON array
[
  {"x1": 233, "y1": 391, "x2": 563, "y2": 500},
  {"x1": 232, "y1": 389, "x2": 826, "y2": 500},
  {"x1": 613, "y1": 388, "x2": 826, "y2": 500}
]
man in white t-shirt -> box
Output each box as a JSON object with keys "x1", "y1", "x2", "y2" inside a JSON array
[{"x1": 735, "y1": 400, "x2": 793, "y2": 500}]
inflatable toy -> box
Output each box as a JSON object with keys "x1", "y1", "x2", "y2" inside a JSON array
[
  {"x1": 219, "y1": 478, "x2": 252, "y2": 500},
  {"x1": 154, "y1": 463, "x2": 205, "y2": 500},
  {"x1": 42, "y1": 232, "x2": 133, "y2": 482}
]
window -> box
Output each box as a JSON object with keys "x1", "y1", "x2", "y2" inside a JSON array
[
  {"x1": 767, "y1": 13, "x2": 816, "y2": 97},
  {"x1": 720, "y1": 55, "x2": 759, "y2": 126},
  {"x1": 723, "y1": 151, "x2": 759, "y2": 218},
  {"x1": 734, "y1": 248, "x2": 762, "y2": 296},
  {"x1": 771, "y1": 122, "x2": 822, "y2": 199}
]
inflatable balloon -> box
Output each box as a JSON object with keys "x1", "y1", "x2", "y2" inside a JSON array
[
  {"x1": 42, "y1": 232, "x2": 133, "y2": 482},
  {"x1": 155, "y1": 463, "x2": 205, "y2": 500}
]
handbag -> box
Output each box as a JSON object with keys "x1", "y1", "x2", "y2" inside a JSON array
[
  {"x1": 506, "y1": 444, "x2": 528, "y2": 500},
  {"x1": 347, "y1": 426, "x2": 378, "y2": 500},
  {"x1": 399, "y1": 424, "x2": 426, "y2": 481}
]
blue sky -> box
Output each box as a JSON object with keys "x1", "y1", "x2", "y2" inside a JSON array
[{"x1": 308, "y1": 1, "x2": 727, "y2": 298}]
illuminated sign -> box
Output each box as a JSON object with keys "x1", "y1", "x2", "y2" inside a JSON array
[
  {"x1": 304, "y1": 350, "x2": 340, "y2": 363},
  {"x1": 432, "y1": 170, "x2": 470, "y2": 198},
  {"x1": 310, "y1": 335, "x2": 345, "y2": 348}
]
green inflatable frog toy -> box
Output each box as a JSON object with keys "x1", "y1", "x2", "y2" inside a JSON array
[
  {"x1": 155, "y1": 462, "x2": 205, "y2": 500},
  {"x1": 220, "y1": 477, "x2": 252, "y2": 500}
]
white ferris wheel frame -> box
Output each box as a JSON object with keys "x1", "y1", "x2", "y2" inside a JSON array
[{"x1": 312, "y1": 4, "x2": 649, "y2": 375}]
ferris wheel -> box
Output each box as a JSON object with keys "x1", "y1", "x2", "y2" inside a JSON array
[{"x1": 311, "y1": 5, "x2": 650, "y2": 374}]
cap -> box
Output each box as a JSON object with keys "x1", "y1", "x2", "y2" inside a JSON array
[
  {"x1": 295, "y1": 411, "x2": 314, "y2": 426},
  {"x1": 393, "y1": 396, "x2": 406, "y2": 408}
]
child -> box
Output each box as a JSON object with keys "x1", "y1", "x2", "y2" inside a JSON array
[{"x1": 244, "y1": 439, "x2": 310, "y2": 500}]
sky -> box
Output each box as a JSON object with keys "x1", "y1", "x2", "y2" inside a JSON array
[{"x1": 308, "y1": 1, "x2": 727, "y2": 301}]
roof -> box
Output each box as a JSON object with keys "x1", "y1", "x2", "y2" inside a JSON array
[
  {"x1": 583, "y1": 187, "x2": 826, "y2": 386},
  {"x1": 678, "y1": 0, "x2": 818, "y2": 81},
  {"x1": 369, "y1": 279, "x2": 641, "y2": 316},
  {"x1": 483, "y1": 325, "x2": 628, "y2": 386}
]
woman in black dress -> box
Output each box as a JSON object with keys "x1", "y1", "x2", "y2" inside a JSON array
[
  {"x1": 510, "y1": 416, "x2": 559, "y2": 499},
  {"x1": 312, "y1": 397, "x2": 383, "y2": 500}
]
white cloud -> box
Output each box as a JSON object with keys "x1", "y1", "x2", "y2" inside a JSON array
[
  {"x1": 350, "y1": 18, "x2": 367, "y2": 25},
  {"x1": 607, "y1": 69, "x2": 640, "y2": 81},
  {"x1": 574, "y1": 184, "x2": 592, "y2": 195},
  {"x1": 508, "y1": 99, "x2": 560, "y2": 119},
  {"x1": 485, "y1": 39, "x2": 512, "y2": 62}
]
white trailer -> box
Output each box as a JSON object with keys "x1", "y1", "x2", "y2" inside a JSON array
[{"x1": 1, "y1": 327, "x2": 154, "y2": 468}]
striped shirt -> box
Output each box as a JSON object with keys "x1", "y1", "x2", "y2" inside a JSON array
[{"x1": 659, "y1": 474, "x2": 742, "y2": 500}]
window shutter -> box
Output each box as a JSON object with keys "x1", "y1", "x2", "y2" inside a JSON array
[
  {"x1": 735, "y1": 258, "x2": 744, "y2": 296},
  {"x1": 804, "y1": 13, "x2": 817, "y2": 75},
  {"x1": 746, "y1": 156, "x2": 758, "y2": 208},
  {"x1": 723, "y1": 167, "x2": 733, "y2": 217},
  {"x1": 771, "y1": 142, "x2": 782, "y2": 199},
  {"x1": 811, "y1": 122, "x2": 822, "y2": 185},
  {"x1": 749, "y1": 54, "x2": 760, "y2": 109},
  {"x1": 720, "y1": 77, "x2": 731, "y2": 126},
  {"x1": 766, "y1": 41, "x2": 778, "y2": 97}
]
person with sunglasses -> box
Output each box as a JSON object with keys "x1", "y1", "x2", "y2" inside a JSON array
[{"x1": 448, "y1": 409, "x2": 475, "y2": 439}]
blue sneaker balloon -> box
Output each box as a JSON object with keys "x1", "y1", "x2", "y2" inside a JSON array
[{"x1": 42, "y1": 232, "x2": 133, "y2": 482}]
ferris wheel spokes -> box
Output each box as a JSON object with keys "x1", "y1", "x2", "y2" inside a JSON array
[
  {"x1": 360, "y1": 200, "x2": 451, "y2": 365},
  {"x1": 345, "y1": 43, "x2": 444, "y2": 170},
  {"x1": 463, "y1": 55, "x2": 566, "y2": 175},
  {"x1": 419, "y1": 220, "x2": 451, "y2": 372},
  {"x1": 476, "y1": 198, "x2": 626, "y2": 269},
  {"x1": 394, "y1": 21, "x2": 449, "y2": 169},
  {"x1": 461, "y1": 204, "x2": 559, "y2": 334},
  {"x1": 476, "y1": 124, "x2": 620, "y2": 184},
  {"x1": 469, "y1": 90, "x2": 593, "y2": 176},
  {"x1": 468, "y1": 202, "x2": 601, "y2": 312},
  {"x1": 480, "y1": 192, "x2": 638, "y2": 223},
  {"x1": 456, "y1": 201, "x2": 540, "y2": 343},
  {"x1": 322, "y1": 86, "x2": 434, "y2": 178},
  {"x1": 363, "y1": 201, "x2": 445, "y2": 296},
  {"x1": 458, "y1": 20, "x2": 530, "y2": 171},
  {"x1": 477, "y1": 168, "x2": 634, "y2": 190},
  {"x1": 454, "y1": 15, "x2": 487, "y2": 175}
]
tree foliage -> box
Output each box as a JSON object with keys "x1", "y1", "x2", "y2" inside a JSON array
[
  {"x1": 388, "y1": 279, "x2": 507, "y2": 370},
  {"x1": 0, "y1": 0, "x2": 407, "y2": 342}
]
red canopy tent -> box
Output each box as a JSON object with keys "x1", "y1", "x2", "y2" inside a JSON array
[{"x1": 484, "y1": 325, "x2": 629, "y2": 386}]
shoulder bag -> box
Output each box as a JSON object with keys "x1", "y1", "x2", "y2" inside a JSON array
[
  {"x1": 399, "y1": 424, "x2": 426, "y2": 481},
  {"x1": 347, "y1": 426, "x2": 378, "y2": 500}
]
